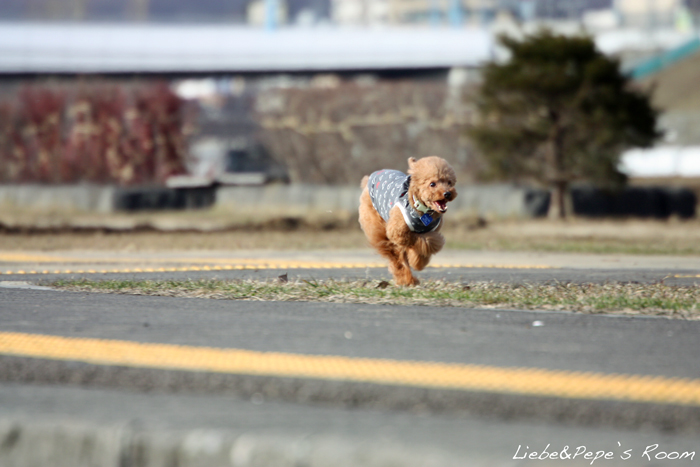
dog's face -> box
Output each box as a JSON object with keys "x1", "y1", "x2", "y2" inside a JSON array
[{"x1": 407, "y1": 156, "x2": 458, "y2": 214}]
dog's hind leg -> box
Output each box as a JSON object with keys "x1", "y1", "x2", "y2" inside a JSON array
[
  {"x1": 385, "y1": 209, "x2": 420, "y2": 286},
  {"x1": 358, "y1": 187, "x2": 386, "y2": 242},
  {"x1": 360, "y1": 175, "x2": 369, "y2": 190},
  {"x1": 359, "y1": 186, "x2": 419, "y2": 286},
  {"x1": 359, "y1": 187, "x2": 402, "y2": 269}
]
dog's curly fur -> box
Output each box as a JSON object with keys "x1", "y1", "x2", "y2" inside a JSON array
[{"x1": 358, "y1": 156, "x2": 458, "y2": 286}]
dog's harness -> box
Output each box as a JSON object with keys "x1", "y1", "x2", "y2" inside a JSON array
[{"x1": 367, "y1": 169, "x2": 441, "y2": 233}]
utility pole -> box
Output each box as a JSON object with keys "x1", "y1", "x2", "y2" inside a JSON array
[
  {"x1": 72, "y1": 0, "x2": 85, "y2": 20},
  {"x1": 129, "y1": 0, "x2": 149, "y2": 21}
]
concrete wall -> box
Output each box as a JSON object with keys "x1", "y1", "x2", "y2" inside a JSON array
[
  {"x1": 0, "y1": 183, "x2": 694, "y2": 220},
  {"x1": 215, "y1": 183, "x2": 549, "y2": 219},
  {"x1": 0, "y1": 184, "x2": 116, "y2": 214},
  {"x1": 216, "y1": 184, "x2": 362, "y2": 217},
  {"x1": 0, "y1": 182, "x2": 547, "y2": 219},
  {"x1": 448, "y1": 184, "x2": 549, "y2": 218},
  {"x1": 0, "y1": 185, "x2": 217, "y2": 215}
]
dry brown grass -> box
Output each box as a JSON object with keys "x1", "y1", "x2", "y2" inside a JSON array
[
  {"x1": 445, "y1": 217, "x2": 700, "y2": 255},
  {"x1": 54, "y1": 278, "x2": 700, "y2": 319},
  {"x1": 3, "y1": 217, "x2": 700, "y2": 255}
]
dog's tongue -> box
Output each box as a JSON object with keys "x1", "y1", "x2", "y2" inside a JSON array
[{"x1": 434, "y1": 200, "x2": 447, "y2": 212}]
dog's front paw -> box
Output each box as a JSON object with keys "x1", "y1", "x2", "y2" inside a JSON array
[{"x1": 395, "y1": 275, "x2": 420, "y2": 287}]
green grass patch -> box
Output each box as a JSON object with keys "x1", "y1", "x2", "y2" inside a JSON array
[{"x1": 52, "y1": 279, "x2": 700, "y2": 319}]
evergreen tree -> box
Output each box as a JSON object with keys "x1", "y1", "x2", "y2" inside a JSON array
[{"x1": 468, "y1": 30, "x2": 661, "y2": 218}]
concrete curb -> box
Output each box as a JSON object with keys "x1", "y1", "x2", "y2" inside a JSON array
[
  {"x1": 0, "y1": 418, "x2": 467, "y2": 467},
  {"x1": 3, "y1": 355, "x2": 700, "y2": 435}
]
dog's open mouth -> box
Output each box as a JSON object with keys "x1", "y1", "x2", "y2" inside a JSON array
[{"x1": 432, "y1": 200, "x2": 448, "y2": 213}]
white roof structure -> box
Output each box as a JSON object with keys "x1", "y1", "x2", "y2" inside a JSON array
[
  {"x1": 620, "y1": 146, "x2": 700, "y2": 178},
  {"x1": 0, "y1": 23, "x2": 494, "y2": 74},
  {"x1": 595, "y1": 28, "x2": 697, "y2": 56}
]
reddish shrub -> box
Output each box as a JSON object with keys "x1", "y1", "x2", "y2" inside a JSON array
[{"x1": 0, "y1": 81, "x2": 189, "y2": 185}]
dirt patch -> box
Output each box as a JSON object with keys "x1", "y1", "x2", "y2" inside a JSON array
[{"x1": 0, "y1": 229, "x2": 368, "y2": 251}]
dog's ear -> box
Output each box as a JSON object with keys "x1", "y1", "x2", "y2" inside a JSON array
[{"x1": 407, "y1": 157, "x2": 417, "y2": 171}]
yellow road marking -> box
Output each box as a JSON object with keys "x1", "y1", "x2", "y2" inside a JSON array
[
  {"x1": 0, "y1": 252, "x2": 553, "y2": 270},
  {"x1": 0, "y1": 253, "x2": 78, "y2": 263},
  {"x1": 0, "y1": 254, "x2": 390, "y2": 266},
  {"x1": 0, "y1": 261, "x2": 553, "y2": 275},
  {"x1": 0, "y1": 331, "x2": 699, "y2": 407}
]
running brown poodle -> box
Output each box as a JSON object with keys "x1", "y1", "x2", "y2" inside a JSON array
[{"x1": 358, "y1": 156, "x2": 458, "y2": 286}]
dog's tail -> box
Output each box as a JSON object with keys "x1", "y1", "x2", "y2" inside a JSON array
[{"x1": 360, "y1": 175, "x2": 369, "y2": 190}]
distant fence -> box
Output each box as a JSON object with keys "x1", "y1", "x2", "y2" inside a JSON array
[
  {"x1": 0, "y1": 183, "x2": 695, "y2": 220},
  {"x1": 571, "y1": 186, "x2": 696, "y2": 219},
  {"x1": 115, "y1": 186, "x2": 216, "y2": 211}
]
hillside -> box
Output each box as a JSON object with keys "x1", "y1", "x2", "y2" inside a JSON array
[{"x1": 638, "y1": 50, "x2": 700, "y2": 112}]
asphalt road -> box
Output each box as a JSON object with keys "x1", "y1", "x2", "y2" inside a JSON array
[
  {"x1": 2, "y1": 285, "x2": 700, "y2": 466},
  {"x1": 1, "y1": 250, "x2": 700, "y2": 466},
  {"x1": 3, "y1": 288, "x2": 700, "y2": 379}
]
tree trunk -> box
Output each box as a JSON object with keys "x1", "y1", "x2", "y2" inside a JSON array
[
  {"x1": 546, "y1": 111, "x2": 567, "y2": 219},
  {"x1": 548, "y1": 180, "x2": 568, "y2": 219}
]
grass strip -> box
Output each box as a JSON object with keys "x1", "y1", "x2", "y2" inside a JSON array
[
  {"x1": 52, "y1": 279, "x2": 700, "y2": 319},
  {"x1": 446, "y1": 238, "x2": 700, "y2": 256}
]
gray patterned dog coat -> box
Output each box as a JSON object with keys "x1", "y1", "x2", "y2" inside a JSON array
[{"x1": 367, "y1": 169, "x2": 441, "y2": 233}]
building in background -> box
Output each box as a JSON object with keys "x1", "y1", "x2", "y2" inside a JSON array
[
  {"x1": 1, "y1": 0, "x2": 697, "y2": 29},
  {"x1": 496, "y1": 0, "x2": 610, "y2": 21},
  {"x1": 247, "y1": 0, "x2": 289, "y2": 27},
  {"x1": 330, "y1": 0, "x2": 388, "y2": 26},
  {"x1": 330, "y1": 0, "x2": 498, "y2": 26},
  {"x1": 1, "y1": 0, "x2": 699, "y2": 188},
  {"x1": 328, "y1": 0, "x2": 698, "y2": 29},
  {"x1": 615, "y1": 0, "x2": 682, "y2": 28},
  {"x1": 0, "y1": 0, "x2": 332, "y2": 25}
]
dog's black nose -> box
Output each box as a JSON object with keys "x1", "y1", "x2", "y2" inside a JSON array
[{"x1": 444, "y1": 191, "x2": 452, "y2": 200}]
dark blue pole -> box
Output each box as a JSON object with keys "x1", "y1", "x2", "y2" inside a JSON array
[
  {"x1": 449, "y1": 0, "x2": 462, "y2": 27},
  {"x1": 265, "y1": 0, "x2": 277, "y2": 31}
]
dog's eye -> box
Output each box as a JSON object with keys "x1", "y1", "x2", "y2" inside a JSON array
[{"x1": 430, "y1": 182, "x2": 436, "y2": 187}]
